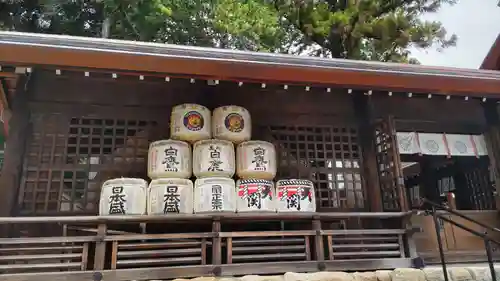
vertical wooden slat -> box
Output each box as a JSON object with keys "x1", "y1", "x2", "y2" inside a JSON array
[
  {"x1": 226, "y1": 237, "x2": 233, "y2": 264},
  {"x1": 43, "y1": 126, "x2": 57, "y2": 211},
  {"x1": 398, "y1": 234, "x2": 405, "y2": 258},
  {"x1": 312, "y1": 219, "x2": 324, "y2": 261},
  {"x1": 327, "y1": 235, "x2": 334, "y2": 260},
  {"x1": 111, "y1": 241, "x2": 118, "y2": 269},
  {"x1": 93, "y1": 223, "x2": 107, "y2": 270},
  {"x1": 70, "y1": 119, "x2": 81, "y2": 213},
  {"x1": 57, "y1": 117, "x2": 70, "y2": 212},
  {"x1": 212, "y1": 218, "x2": 221, "y2": 266},
  {"x1": 32, "y1": 115, "x2": 45, "y2": 213},
  {"x1": 62, "y1": 224, "x2": 70, "y2": 266},
  {"x1": 201, "y1": 238, "x2": 207, "y2": 265},
  {"x1": 81, "y1": 242, "x2": 89, "y2": 270},
  {"x1": 304, "y1": 236, "x2": 311, "y2": 261}
]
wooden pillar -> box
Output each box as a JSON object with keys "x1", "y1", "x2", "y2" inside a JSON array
[
  {"x1": 93, "y1": 223, "x2": 107, "y2": 270},
  {"x1": 482, "y1": 101, "x2": 500, "y2": 210},
  {"x1": 353, "y1": 92, "x2": 382, "y2": 212},
  {"x1": 452, "y1": 161, "x2": 470, "y2": 210},
  {"x1": 212, "y1": 217, "x2": 222, "y2": 276},
  {"x1": 0, "y1": 75, "x2": 31, "y2": 218},
  {"x1": 312, "y1": 218, "x2": 324, "y2": 263},
  {"x1": 419, "y1": 157, "x2": 441, "y2": 203}
]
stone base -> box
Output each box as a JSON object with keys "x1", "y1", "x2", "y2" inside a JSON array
[{"x1": 171, "y1": 266, "x2": 499, "y2": 281}]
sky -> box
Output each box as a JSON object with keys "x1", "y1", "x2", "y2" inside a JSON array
[{"x1": 411, "y1": 0, "x2": 500, "y2": 69}]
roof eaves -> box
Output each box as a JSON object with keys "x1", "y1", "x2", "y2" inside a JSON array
[
  {"x1": 481, "y1": 34, "x2": 500, "y2": 70},
  {"x1": 1, "y1": 32, "x2": 500, "y2": 96}
]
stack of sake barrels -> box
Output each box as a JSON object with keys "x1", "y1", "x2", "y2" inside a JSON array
[
  {"x1": 146, "y1": 104, "x2": 208, "y2": 215},
  {"x1": 98, "y1": 102, "x2": 316, "y2": 216},
  {"x1": 191, "y1": 104, "x2": 237, "y2": 214},
  {"x1": 213, "y1": 105, "x2": 277, "y2": 213}
]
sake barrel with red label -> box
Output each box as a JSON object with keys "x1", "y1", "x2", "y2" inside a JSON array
[
  {"x1": 236, "y1": 141, "x2": 276, "y2": 180},
  {"x1": 99, "y1": 178, "x2": 147, "y2": 216},
  {"x1": 193, "y1": 139, "x2": 235, "y2": 178},
  {"x1": 148, "y1": 178, "x2": 194, "y2": 215},
  {"x1": 236, "y1": 179, "x2": 276, "y2": 212},
  {"x1": 194, "y1": 177, "x2": 236, "y2": 213},
  {"x1": 170, "y1": 103, "x2": 211, "y2": 143},
  {"x1": 148, "y1": 139, "x2": 192, "y2": 180},
  {"x1": 276, "y1": 179, "x2": 316, "y2": 212},
  {"x1": 212, "y1": 105, "x2": 251, "y2": 144}
]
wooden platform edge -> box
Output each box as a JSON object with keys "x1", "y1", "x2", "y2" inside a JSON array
[
  {"x1": 0, "y1": 259, "x2": 413, "y2": 281},
  {"x1": 0, "y1": 211, "x2": 414, "y2": 225}
]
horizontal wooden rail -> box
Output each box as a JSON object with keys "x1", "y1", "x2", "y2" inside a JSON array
[
  {"x1": 0, "y1": 211, "x2": 414, "y2": 224},
  {"x1": 219, "y1": 231, "x2": 316, "y2": 238},
  {"x1": 104, "y1": 233, "x2": 215, "y2": 242}
]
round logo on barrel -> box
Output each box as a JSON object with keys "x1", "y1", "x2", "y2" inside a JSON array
[
  {"x1": 183, "y1": 111, "x2": 204, "y2": 131},
  {"x1": 224, "y1": 113, "x2": 244, "y2": 133}
]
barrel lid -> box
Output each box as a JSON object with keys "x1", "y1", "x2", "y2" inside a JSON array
[
  {"x1": 237, "y1": 179, "x2": 274, "y2": 185},
  {"x1": 149, "y1": 178, "x2": 193, "y2": 186},
  {"x1": 150, "y1": 139, "x2": 190, "y2": 147},
  {"x1": 103, "y1": 177, "x2": 148, "y2": 186},
  {"x1": 238, "y1": 140, "x2": 274, "y2": 147},
  {"x1": 276, "y1": 179, "x2": 314, "y2": 186},
  {"x1": 195, "y1": 177, "x2": 235, "y2": 185},
  {"x1": 172, "y1": 103, "x2": 210, "y2": 111},
  {"x1": 213, "y1": 105, "x2": 248, "y2": 112},
  {"x1": 194, "y1": 139, "x2": 234, "y2": 146}
]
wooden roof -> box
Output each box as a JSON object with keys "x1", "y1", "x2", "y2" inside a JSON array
[
  {"x1": 481, "y1": 34, "x2": 500, "y2": 70},
  {"x1": 1, "y1": 32, "x2": 500, "y2": 96}
]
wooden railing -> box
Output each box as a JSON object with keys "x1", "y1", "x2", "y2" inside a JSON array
[{"x1": 0, "y1": 212, "x2": 417, "y2": 281}]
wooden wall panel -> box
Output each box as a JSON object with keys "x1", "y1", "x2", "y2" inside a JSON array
[
  {"x1": 211, "y1": 83, "x2": 355, "y2": 126},
  {"x1": 412, "y1": 211, "x2": 500, "y2": 262},
  {"x1": 372, "y1": 95, "x2": 486, "y2": 134},
  {"x1": 31, "y1": 70, "x2": 206, "y2": 108},
  {"x1": 15, "y1": 71, "x2": 367, "y2": 215}
]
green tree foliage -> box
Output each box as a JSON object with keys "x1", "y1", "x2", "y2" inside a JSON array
[{"x1": 0, "y1": 0, "x2": 460, "y2": 63}]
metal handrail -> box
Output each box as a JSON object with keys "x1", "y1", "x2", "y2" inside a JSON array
[
  {"x1": 421, "y1": 198, "x2": 500, "y2": 234},
  {"x1": 420, "y1": 199, "x2": 498, "y2": 281}
]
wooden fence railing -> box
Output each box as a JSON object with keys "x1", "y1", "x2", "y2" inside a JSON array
[{"x1": 0, "y1": 212, "x2": 417, "y2": 281}]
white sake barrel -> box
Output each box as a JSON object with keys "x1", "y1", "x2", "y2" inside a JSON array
[
  {"x1": 148, "y1": 139, "x2": 192, "y2": 179},
  {"x1": 276, "y1": 179, "x2": 316, "y2": 212},
  {"x1": 212, "y1": 105, "x2": 251, "y2": 144},
  {"x1": 236, "y1": 179, "x2": 276, "y2": 212},
  {"x1": 148, "y1": 178, "x2": 194, "y2": 215},
  {"x1": 99, "y1": 178, "x2": 147, "y2": 215},
  {"x1": 194, "y1": 177, "x2": 236, "y2": 213},
  {"x1": 236, "y1": 141, "x2": 277, "y2": 180},
  {"x1": 170, "y1": 103, "x2": 211, "y2": 143},
  {"x1": 193, "y1": 139, "x2": 235, "y2": 178}
]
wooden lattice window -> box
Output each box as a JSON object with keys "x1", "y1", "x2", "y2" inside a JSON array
[
  {"x1": 262, "y1": 125, "x2": 366, "y2": 211},
  {"x1": 19, "y1": 114, "x2": 156, "y2": 215},
  {"x1": 374, "y1": 117, "x2": 406, "y2": 212},
  {"x1": 462, "y1": 163, "x2": 496, "y2": 210}
]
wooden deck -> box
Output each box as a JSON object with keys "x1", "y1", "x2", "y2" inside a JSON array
[{"x1": 0, "y1": 212, "x2": 416, "y2": 281}]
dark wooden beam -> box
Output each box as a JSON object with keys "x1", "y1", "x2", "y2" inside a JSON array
[
  {"x1": 353, "y1": 92, "x2": 382, "y2": 212},
  {"x1": 0, "y1": 75, "x2": 31, "y2": 219},
  {"x1": 482, "y1": 101, "x2": 500, "y2": 210}
]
